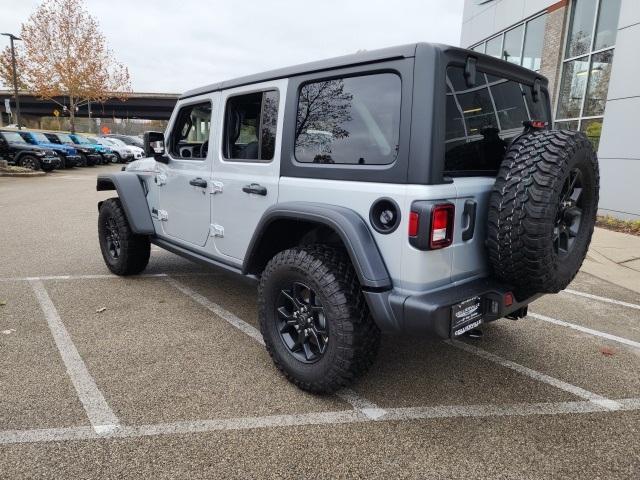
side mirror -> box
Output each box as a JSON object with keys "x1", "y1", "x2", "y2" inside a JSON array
[{"x1": 143, "y1": 131, "x2": 169, "y2": 164}]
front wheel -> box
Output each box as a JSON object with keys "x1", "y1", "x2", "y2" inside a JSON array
[
  {"x1": 19, "y1": 155, "x2": 40, "y2": 171},
  {"x1": 98, "y1": 198, "x2": 150, "y2": 275},
  {"x1": 113, "y1": 153, "x2": 122, "y2": 164},
  {"x1": 258, "y1": 245, "x2": 380, "y2": 393}
]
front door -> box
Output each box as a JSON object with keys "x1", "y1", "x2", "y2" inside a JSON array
[
  {"x1": 210, "y1": 80, "x2": 286, "y2": 261},
  {"x1": 158, "y1": 94, "x2": 218, "y2": 247}
]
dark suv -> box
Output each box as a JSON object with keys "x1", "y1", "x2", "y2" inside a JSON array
[
  {"x1": 18, "y1": 131, "x2": 82, "y2": 168},
  {"x1": 0, "y1": 130, "x2": 61, "y2": 171}
]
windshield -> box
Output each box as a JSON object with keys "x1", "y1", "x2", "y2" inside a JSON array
[
  {"x1": 108, "y1": 138, "x2": 126, "y2": 147},
  {"x1": 1, "y1": 131, "x2": 27, "y2": 143},
  {"x1": 73, "y1": 135, "x2": 93, "y2": 144},
  {"x1": 56, "y1": 134, "x2": 74, "y2": 143},
  {"x1": 32, "y1": 132, "x2": 51, "y2": 143}
]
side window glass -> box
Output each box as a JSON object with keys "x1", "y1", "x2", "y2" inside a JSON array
[
  {"x1": 169, "y1": 101, "x2": 212, "y2": 159},
  {"x1": 294, "y1": 73, "x2": 401, "y2": 165},
  {"x1": 223, "y1": 90, "x2": 280, "y2": 161}
]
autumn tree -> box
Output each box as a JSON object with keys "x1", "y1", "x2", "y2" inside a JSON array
[{"x1": 0, "y1": 0, "x2": 131, "y2": 131}]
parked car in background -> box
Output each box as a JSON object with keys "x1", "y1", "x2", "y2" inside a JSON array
[
  {"x1": 103, "y1": 134, "x2": 144, "y2": 149},
  {"x1": 0, "y1": 130, "x2": 61, "y2": 171},
  {"x1": 44, "y1": 132, "x2": 102, "y2": 166},
  {"x1": 68, "y1": 134, "x2": 117, "y2": 165},
  {"x1": 104, "y1": 137, "x2": 145, "y2": 161},
  {"x1": 17, "y1": 130, "x2": 82, "y2": 168},
  {"x1": 88, "y1": 136, "x2": 139, "y2": 163}
]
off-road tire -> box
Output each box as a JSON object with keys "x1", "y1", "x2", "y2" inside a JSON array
[
  {"x1": 98, "y1": 198, "x2": 150, "y2": 275},
  {"x1": 19, "y1": 155, "x2": 40, "y2": 171},
  {"x1": 487, "y1": 130, "x2": 599, "y2": 296},
  {"x1": 258, "y1": 245, "x2": 380, "y2": 393}
]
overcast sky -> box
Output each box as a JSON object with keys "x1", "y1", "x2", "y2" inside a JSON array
[{"x1": 0, "y1": 0, "x2": 464, "y2": 93}]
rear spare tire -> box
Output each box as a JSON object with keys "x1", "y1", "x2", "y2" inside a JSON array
[{"x1": 487, "y1": 130, "x2": 599, "y2": 296}]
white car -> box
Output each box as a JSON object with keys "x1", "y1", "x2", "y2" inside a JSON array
[{"x1": 90, "y1": 137, "x2": 143, "y2": 163}]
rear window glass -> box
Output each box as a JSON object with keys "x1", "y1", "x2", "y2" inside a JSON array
[
  {"x1": 295, "y1": 73, "x2": 401, "y2": 165},
  {"x1": 444, "y1": 66, "x2": 549, "y2": 176}
]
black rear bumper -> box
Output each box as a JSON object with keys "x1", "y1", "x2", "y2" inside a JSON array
[{"x1": 364, "y1": 277, "x2": 540, "y2": 337}]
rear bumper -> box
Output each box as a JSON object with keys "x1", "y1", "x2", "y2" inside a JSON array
[{"x1": 364, "y1": 277, "x2": 540, "y2": 337}]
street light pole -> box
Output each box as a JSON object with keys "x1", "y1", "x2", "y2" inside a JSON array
[{"x1": 1, "y1": 33, "x2": 22, "y2": 130}]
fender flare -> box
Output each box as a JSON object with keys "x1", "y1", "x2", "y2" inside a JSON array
[
  {"x1": 96, "y1": 172, "x2": 155, "y2": 235},
  {"x1": 243, "y1": 202, "x2": 392, "y2": 290}
]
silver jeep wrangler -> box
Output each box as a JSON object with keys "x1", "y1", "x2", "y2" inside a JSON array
[{"x1": 96, "y1": 43, "x2": 599, "y2": 393}]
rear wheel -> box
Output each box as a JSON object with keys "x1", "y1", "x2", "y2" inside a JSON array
[
  {"x1": 98, "y1": 198, "x2": 150, "y2": 275},
  {"x1": 259, "y1": 245, "x2": 380, "y2": 393},
  {"x1": 19, "y1": 155, "x2": 40, "y2": 171}
]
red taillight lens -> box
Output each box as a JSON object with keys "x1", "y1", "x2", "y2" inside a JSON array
[
  {"x1": 429, "y1": 204, "x2": 454, "y2": 249},
  {"x1": 504, "y1": 292, "x2": 514, "y2": 307},
  {"x1": 408, "y1": 211, "x2": 419, "y2": 237}
]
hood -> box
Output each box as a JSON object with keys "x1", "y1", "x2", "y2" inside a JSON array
[{"x1": 36, "y1": 141, "x2": 77, "y2": 155}]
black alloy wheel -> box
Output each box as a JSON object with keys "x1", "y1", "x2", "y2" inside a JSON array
[
  {"x1": 19, "y1": 155, "x2": 39, "y2": 170},
  {"x1": 276, "y1": 282, "x2": 328, "y2": 363},
  {"x1": 103, "y1": 217, "x2": 121, "y2": 259},
  {"x1": 554, "y1": 168, "x2": 583, "y2": 257}
]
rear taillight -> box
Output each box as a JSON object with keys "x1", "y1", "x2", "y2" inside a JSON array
[
  {"x1": 429, "y1": 204, "x2": 455, "y2": 249},
  {"x1": 408, "y1": 201, "x2": 455, "y2": 250}
]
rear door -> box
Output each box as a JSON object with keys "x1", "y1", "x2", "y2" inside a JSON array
[
  {"x1": 443, "y1": 65, "x2": 550, "y2": 282},
  {"x1": 210, "y1": 80, "x2": 286, "y2": 261}
]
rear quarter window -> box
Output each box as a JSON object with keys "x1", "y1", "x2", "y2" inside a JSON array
[
  {"x1": 294, "y1": 73, "x2": 401, "y2": 165},
  {"x1": 444, "y1": 66, "x2": 549, "y2": 176}
]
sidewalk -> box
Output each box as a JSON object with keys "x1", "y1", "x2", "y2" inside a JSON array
[{"x1": 582, "y1": 227, "x2": 640, "y2": 294}]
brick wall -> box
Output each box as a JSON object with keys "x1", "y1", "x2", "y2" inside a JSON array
[{"x1": 539, "y1": 3, "x2": 569, "y2": 111}]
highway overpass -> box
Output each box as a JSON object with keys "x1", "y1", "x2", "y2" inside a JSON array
[{"x1": 0, "y1": 90, "x2": 179, "y2": 121}]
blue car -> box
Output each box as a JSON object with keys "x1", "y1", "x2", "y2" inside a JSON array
[
  {"x1": 44, "y1": 132, "x2": 102, "y2": 166},
  {"x1": 69, "y1": 134, "x2": 117, "y2": 165},
  {"x1": 18, "y1": 131, "x2": 82, "y2": 168}
]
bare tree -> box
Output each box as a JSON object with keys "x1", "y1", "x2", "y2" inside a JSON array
[{"x1": 0, "y1": 0, "x2": 131, "y2": 131}]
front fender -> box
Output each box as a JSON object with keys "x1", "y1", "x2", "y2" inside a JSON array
[
  {"x1": 97, "y1": 172, "x2": 155, "y2": 235},
  {"x1": 243, "y1": 202, "x2": 392, "y2": 290}
]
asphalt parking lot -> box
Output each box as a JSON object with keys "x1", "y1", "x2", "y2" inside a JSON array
[{"x1": 1, "y1": 166, "x2": 639, "y2": 479}]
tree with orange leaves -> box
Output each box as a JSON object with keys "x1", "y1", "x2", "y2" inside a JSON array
[{"x1": 0, "y1": 0, "x2": 131, "y2": 131}]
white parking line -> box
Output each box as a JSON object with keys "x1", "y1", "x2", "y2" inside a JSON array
[
  {"x1": 29, "y1": 280, "x2": 120, "y2": 433},
  {"x1": 562, "y1": 289, "x2": 640, "y2": 311},
  {"x1": 529, "y1": 312, "x2": 640, "y2": 350},
  {"x1": 0, "y1": 272, "x2": 224, "y2": 282},
  {"x1": 163, "y1": 276, "x2": 385, "y2": 416},
  {"x1": 2, "y1": 397, "x2": 639, "y2": 445},
  {"x1": 447, "y1": 339, "x2": 622, "y2": 410}
]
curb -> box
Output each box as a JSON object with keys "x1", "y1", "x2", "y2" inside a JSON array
[{"x1": 0, "y1": 171, "x2": 47, "y2": 177}]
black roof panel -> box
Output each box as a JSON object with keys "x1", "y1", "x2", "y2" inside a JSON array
[{"x1": 180, "y1": 43, "x2": 421, "y2": 99}]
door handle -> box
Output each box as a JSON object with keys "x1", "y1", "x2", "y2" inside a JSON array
[
  {"x1": 242, "y1": 183, "x2": 267, "y2": 196},
  {"x1": 461, "y1": 199, "x2": 477, "y2": 241},
  {"x1": 189, "y1": 177, "x2": 207, "y2": 188}
]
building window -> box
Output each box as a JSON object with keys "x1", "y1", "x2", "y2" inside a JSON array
[
  {"x1": 469, "y1": 13, "x2": 547, "y2": 72},
  {"x1": 555, "y1": 0, "x2": 622, "y2": 149}
]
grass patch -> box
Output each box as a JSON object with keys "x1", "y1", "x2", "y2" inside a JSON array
[{"x1": 596, "y1": 215, "x2": 640, "y2": 236}]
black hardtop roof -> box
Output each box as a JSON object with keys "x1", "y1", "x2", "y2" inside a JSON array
[
  {"x1": 180, "y1": 42, "x2": 548, "y2": 100},
  {"x1": 181, "y1": 43, "x2": 424, "y2": 99}
]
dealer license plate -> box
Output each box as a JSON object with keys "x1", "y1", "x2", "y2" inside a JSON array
[{"x1": 451, "y1": 296, "x2": 484, "y2": 337}]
